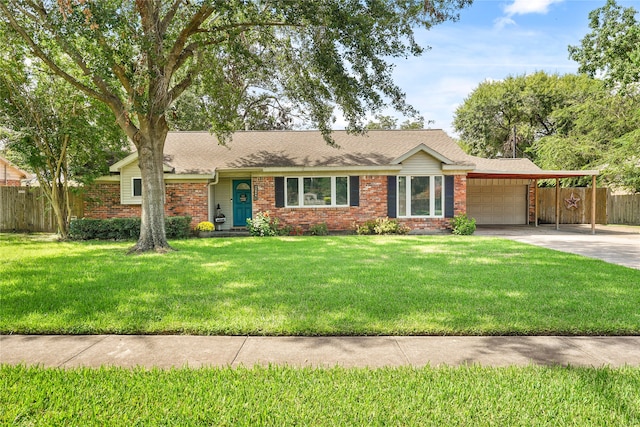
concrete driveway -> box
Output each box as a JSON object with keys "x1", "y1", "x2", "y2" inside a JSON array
[{"x1": 475, "y1": 224, "x2": 640, "y2": 270}]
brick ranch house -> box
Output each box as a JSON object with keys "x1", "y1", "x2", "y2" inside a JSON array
[
  {"x1": 85, "y1": 130, "x2": 598, "y2": 232},
  {"x1": 0, "y1": 155, "x2": 31, "y2": 187}
]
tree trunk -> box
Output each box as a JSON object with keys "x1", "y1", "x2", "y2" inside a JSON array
[{"x1": 129, "y1": 124, "x2": 172, "y2": 253}]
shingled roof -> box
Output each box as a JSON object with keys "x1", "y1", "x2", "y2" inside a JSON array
[{"x1": 157, "y1": 129, "x2": 540, "y2": 175}]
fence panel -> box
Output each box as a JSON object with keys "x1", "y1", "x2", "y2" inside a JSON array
[
  {"x1": 608, "y1": 194, "x2": 640, "y2": 225},
  {"x1": 537, "y1": 187, "x2": 608, "y2": 224},
  {"x1": 0, "y1": 186, "x2": 84, "y2": 232}
]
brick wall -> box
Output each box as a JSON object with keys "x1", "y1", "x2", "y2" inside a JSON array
[
  {"x1": 84, "y1": 181, "x2": 208, "y2": 228},
  {"x1": 85, "y1": 174, "x2": 469, "y2": 233},
  {"x1": 1, "y1": 180, "x2": 23, "y2": 187},
  {"x1": 253, "y1": 175, "x2": 388, "y2": 230},
  {"x1": 253, "y1": 175, "x2": 467, "y2": 232},
  {"x1": 529, "y1": 184, "x2": 536, "y2": 224}
]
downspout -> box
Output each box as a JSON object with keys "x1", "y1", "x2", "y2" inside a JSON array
[{"x1": 207, "y1": 170, "x2": 219, "y2": 221}]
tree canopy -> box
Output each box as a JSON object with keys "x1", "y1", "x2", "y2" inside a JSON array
[
  {"x1": 364, "y1": 114, "x2": 429, "y2": 130},
  {"x1": 0, "y1": 29, "x2": 128, "y2": 238},
  {"x1": 1, "y1": 0, "x2": 472, "y2": 252},
  {"x1": 453, "y1": 71, "x2": 640, "y2": 191},
  {"x1": 568, "y1": 0, "x2": 640, "y2": 93}
]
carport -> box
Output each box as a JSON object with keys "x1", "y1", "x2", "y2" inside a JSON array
[{"x1": 467, "y1": 169, "x2": 600, "y2": 234}]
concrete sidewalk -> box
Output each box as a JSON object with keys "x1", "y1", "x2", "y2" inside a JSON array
[{"x1": 2, "y1": 335, "x2": 639, "y2": 369}]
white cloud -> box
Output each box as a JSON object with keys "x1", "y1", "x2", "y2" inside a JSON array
[
  {"x1": 495, "y1": 0, "x2": 565, "y2": 29},
  {"x1": 494, "y1": 16, "x2": 516, "y2": 30},
  {"x1": 504, "y1": 0, "x2": 565, "y2": 16}
]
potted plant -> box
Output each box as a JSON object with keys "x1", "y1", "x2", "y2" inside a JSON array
[{"x1": 195, "y1": 221, "x2": 215, "y2": 238}]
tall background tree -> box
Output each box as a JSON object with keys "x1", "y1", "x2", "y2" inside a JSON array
[
  {"x1": 364, "y1": 114, "x2": 430, "y2": 130},
  {"x1": 453, "y1": 71, "x2": 640, "y2": 191},
  {"x1": 0, "y1": 34, "x2": 128, "y2": 238},
  {"x1": 453, "y1": 73, "x2": 595, "y2": 160},
  {"x1": 0, "y1": 0, "x2": 472, "y2": 252},
  {"x1": 568, "y1": 0, "x2": 640, "y2": 93},
  {"x1": 567, "y1": 0, "x2": 639, "y2": 191},
  {"x1": 454, "y1": 0, "x2": 640, "y2": 192}
]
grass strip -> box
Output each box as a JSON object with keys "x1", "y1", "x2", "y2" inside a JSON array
[
  {"x1": 2, "y1": 364, "x2": 639, "y2": 426},
  {"x1": 2, "y1": 234, "x2": 639, "y2": 335}
]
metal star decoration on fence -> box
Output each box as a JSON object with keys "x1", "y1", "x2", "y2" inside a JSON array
[{"x1": 565, "y1": 192, "x2": 581, "y2": 209}]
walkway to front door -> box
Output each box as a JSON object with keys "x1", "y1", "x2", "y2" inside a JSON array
[{"x1": 233, "y1": 179, "x2": 252, "y2": 227}]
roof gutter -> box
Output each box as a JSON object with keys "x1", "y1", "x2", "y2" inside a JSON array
[
  {"x1": 207, "y1": 169, "x2": 219, "y2": 187},
  {"x1": 468, "y1": 170, "x2": 600, "y2": 179}
]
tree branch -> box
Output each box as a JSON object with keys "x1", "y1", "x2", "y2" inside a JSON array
[
  {"x1": 0, "y1": 2, "x2": 107, "y2": 103},
  {"x1": 159, "y1": 0, "x2": 184, "y2": 35},
  {"x1": 163, "y1": 4, "x2": 216, "y2": 81}
]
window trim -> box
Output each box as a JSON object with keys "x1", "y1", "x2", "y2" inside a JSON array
[
  {"x1": 131, "y1": 177, "x2": 142, "y2": 198},
  {"x1": 397, "y1": 174, "x2": 445, "y2": 218},
  {"x1": 284, "y1": 176, "x2": 350, "y2": 208}
]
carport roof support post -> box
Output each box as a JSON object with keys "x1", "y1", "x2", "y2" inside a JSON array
[
  {"x1": 556, "y1": 178, "x2": 560, "y2": 231},
  {"x1": 592, "y1": 175, "x2": 596, "y2": 235}
]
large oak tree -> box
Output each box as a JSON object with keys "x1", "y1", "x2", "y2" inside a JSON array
[{"x1": 1, "y1": 0, "x2": 471, "y2": 252}]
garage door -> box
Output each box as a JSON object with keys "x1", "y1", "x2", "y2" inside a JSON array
[{"x1": 467, "y1": 184, "x2": 528, "y2": 224}]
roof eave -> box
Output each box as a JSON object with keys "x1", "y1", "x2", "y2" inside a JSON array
[
  {"x1": 259, "y1": 165, "x2": 403, "y2": 173},
  {"x1": 468, "y1": 170, "x2": 600, "y2": 179}
]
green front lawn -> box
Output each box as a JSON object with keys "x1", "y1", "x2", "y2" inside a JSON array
[
  {"x1": 2, "y1": 365, "x2": 639, "y2": 426},
  {"x1": 2, "y1": 234, "x2": 638, "y2": 335}
]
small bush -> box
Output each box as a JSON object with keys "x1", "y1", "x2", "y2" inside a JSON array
[
  {"x1": 69, "y1": 216, "x2": 191, "y2": 240},
  {"x1": 195, "y1": 221, "x2": 214, "y2": 232},
  {"x1": 309, "y1": 222, "x2": 329, "y2": 236},
  {"x1": 355, "y1": 217, "x2": 410, "y2": 235},
  {"x1": 246, "y1": 211, "x2": 279, "y2": 236},
  {"x1": 451, "y1": 213, "x2": 476, "y2": 235},
  {"x1": 280, "y1": 225, "x2": 304, "y2": 236},
  {"x1": 165, "y1": 216, "x2": 192, "y2": 239}
]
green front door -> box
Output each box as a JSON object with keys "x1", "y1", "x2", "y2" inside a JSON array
[{"x1": 233, "y1": 180, "x2": 252, "y2": 227}]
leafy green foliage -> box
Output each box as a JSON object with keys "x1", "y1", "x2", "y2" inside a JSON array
[
  {"x1": 365, "y1": 114, "x2": 430, "y2": 130},
  {"x1": 355, "y1": 218, "x2": 410, "y2": 235},
  {"x1": 0, "y1": 0, "x2": 472, "y2": 250},
  {"x1": 568, "y1": 0, "x2": 640, "y2": 92},
  {"x1": 0, "y1": 34, "x2": 128, "y2": 238},
  {"x1": 69, "y1": 217, "x2": 191, "y2": 241},
  {"x1": 309, "y1": 222, "x2": 329, "y2": 236},
  {"x1": 454, "y1": 72, "x2": 595, "y2": 159},
  {"x1": 454, "y1": 71, "x2": 640, "y2": 191},
  {"x1": 246, "y1": 211, "x2": 280, "y2": 236},
  {"x1": 451, "y1": 213, "x2": 476, "y2": 235}
]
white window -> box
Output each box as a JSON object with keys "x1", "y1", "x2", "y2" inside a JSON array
[
  {"x1": 132, "y1": 177, "x2": 142, "y2": 197},
  {"x1": 285, "y1": 176, "x2": 349, "y2": 207},
  {"x1": 398, "y1": 175, "x2": 444, "y2": 217}
]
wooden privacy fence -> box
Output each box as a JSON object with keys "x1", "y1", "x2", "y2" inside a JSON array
[
  {"x1": 0, "y1": 186, "x2": 84, "y2": 232},
  {"x1": 537, "y1": 187, "x2": 639, "y2": 225},
  {"x1": 608, "y1": 193, "x2": 640, "y2": 225}
]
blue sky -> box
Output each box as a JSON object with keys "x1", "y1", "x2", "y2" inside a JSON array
[{"x1": 351, "y1": 0, "x2": 640, "y2": 136}]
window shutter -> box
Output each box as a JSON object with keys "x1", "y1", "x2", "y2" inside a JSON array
[
  {"x1": 349, "y1": 176, "x2": 360, "y2": 206},
  {"x1": 445, "y1": 175, "x2": 455, "y2": 218},
  {"x1": 274, "y1": 177, "x2": 285, "y2": 207},
  {"x1": 387, "y1": 176, "x2": 397, "y2": 218}
]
